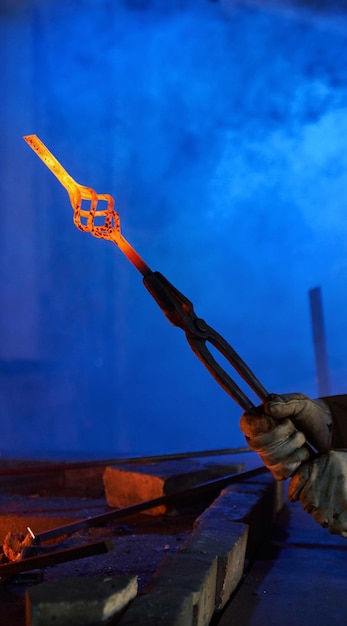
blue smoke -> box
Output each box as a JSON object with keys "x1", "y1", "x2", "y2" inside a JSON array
[{"x1": 1, "y1": 0, "x2": 347, "y2": 458}]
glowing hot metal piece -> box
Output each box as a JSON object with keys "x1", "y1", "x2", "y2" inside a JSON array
[
  {"x1": 23, "y1": 134, "x2": 151, "y2": 277},
  {"x1": 27, "y1": 527, "x2": 35, "y2": 540},
  {"x1": 23, "y1": 134, "x2": 272, "y2": 411}
]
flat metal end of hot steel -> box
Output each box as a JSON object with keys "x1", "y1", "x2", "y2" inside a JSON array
[{"x1": 23, "y1": 134, "x2": 151, "y2": 275}]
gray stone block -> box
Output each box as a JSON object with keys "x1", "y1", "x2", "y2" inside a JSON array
[
  {"x1": 180, "y1": 521, "x2": 248, "y2": 610},
  {"x1": 26, "y1": 575, "x2": 138, "y2": 626}
]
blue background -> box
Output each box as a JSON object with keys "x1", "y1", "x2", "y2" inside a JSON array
[{"x1": 1, "y1": 0, "x2": 347, "y2": 458}]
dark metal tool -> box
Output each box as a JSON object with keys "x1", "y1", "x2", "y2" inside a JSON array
[
  {"x1": 0, "y1": 540, "x2": 113, "y2": 580},
  {"x1": 0, "y1": 467, "x2": 267, "y2": 578},
  {"x1": 21, "y1": 466, "x2": 267, "y2": 547},
  {"x1": 144, "y1": 271, "x2": 270, "y2": 411},
  {"x1": 143, "y1": 272, "x2": 315, "y2": 460}
]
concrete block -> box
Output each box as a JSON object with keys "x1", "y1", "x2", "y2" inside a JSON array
[
  {"x1": 180, "y1": 521, "x2": 249, "y2": 610},
  {"x1": 25, "y1": 575, "x2": 138, "y2": 626},
  {"x1": 118, "y1": 553, "x2": 217, "y2": 626},
  {"x1": 116, "y1": 586, "x2": 194, "y2": 626},
  {"x1": 152, "y1": 552, "x2": 218, "y2": 626},
  {"x1": 118, "y1": 473, "x2": 282, "y2": 625},
  {"x1": 197, "y1": 477, "x2": 284, "y2": 560},
  {"x1": 103, "y1": 460, "x2": 211, "y2": 515}
]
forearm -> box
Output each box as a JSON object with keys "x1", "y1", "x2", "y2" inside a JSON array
[{"x1": 319, "y1": 394, "x2": 347, "y2": 448}]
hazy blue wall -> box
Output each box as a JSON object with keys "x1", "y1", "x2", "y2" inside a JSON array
[{"x1": 1, "y1": 0, "x2": 347, "y2": 458}]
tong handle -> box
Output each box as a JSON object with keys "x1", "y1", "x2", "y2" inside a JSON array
[
  {"x1": 186, "y1": 324, "x2": 269, "y2": 411},
  {"x1": 143, "y1": 271, "x2": 270, "y2": 410},
  {"x1": 186, "y1": 334, "x2": 257, "y2": 411}
]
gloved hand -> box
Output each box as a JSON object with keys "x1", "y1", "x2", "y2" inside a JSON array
[
  {"x1": 240, "y1": 392, "x2": 333, "y2": 480},
  {"x1": 288, "y1": 450, "x2": 347, "y2": 537}
]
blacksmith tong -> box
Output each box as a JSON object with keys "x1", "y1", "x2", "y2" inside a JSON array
[{"x1": 143, "y1": 271, "x2": 271, "y2": 412}]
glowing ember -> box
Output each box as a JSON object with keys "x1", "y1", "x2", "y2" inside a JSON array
[
  {"x1": 3, "y1": 530, "x2": 33, "y2": 562},
  {"x1": 23, "y1": 135, "x2": 151, "y2": 277}
]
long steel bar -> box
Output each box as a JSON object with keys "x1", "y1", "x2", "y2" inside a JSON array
[
  {"x1": 23, "y1": 134, "x2": 151, "y2": 276},
  {"x1": 33, "y1": 466, "x2": 267, "y2": 545},
  {"x1": 0, "y1": 448, "x2": 252, "y2": 477},
  {"x1": 0, "y1": 540, "x2": 113, "y2": 579}
]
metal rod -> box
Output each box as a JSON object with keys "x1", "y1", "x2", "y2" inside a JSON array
[
  {"x1": 0, "y1": 540, "x2": 113, "y2": 579},
  {"x1": 0, "y1": 448, "x2": 252, "y2": 477},
  {"x1": 34, "y1": 466, "x2": 268, "y2": 545}
]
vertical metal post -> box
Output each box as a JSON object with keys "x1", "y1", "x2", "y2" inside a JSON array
[{"x1": 309, "y1": 286, "x2": 330, "y2": 397}]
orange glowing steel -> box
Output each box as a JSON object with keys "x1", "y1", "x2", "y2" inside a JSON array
[
  {"x1": 23, "y1": 135, "x2": 151, "y2": 277},
  {"x1": 22, "y1": 137, "x2": 272, "y2": 413}
]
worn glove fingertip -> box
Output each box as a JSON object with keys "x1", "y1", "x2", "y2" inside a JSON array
[{"x1": 287, "y1": 471, "x2": 307, "y2": 502}]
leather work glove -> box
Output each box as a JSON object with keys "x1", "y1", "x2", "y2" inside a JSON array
[
  {"x1": 288, "y1": 450, "x2": 347, "y2": 537},
  {"x1": 240, "y1": 392, "x2": 333, "y2": 480}
]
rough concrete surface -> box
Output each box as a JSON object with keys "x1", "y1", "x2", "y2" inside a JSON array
[
  {"x1": 26, "y1": 575, "x2": 138, "y2": 626},
  {"x1": 103, "y1": 460, "x2": 241, "y2": 515}
]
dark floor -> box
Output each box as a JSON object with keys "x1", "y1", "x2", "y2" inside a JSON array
[{"x1": 217, "y1": 498, "x2": 347, "y2": 626}]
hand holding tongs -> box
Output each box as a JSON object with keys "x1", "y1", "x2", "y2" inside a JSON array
[{"x1": 23, "y1": 133, "x2": 319, "y2": 477}]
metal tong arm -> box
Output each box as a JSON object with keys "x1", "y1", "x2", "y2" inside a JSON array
[{"x1": 143, "y1": 271, "x2": 270, "y2": 411}]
